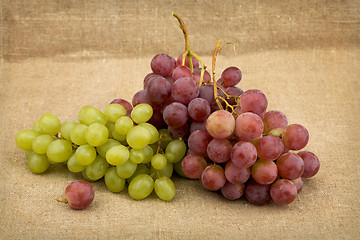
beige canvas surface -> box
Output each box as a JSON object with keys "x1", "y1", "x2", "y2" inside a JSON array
[{"x1": 1, "y1": 0, "x2": 359, "y2": 239}]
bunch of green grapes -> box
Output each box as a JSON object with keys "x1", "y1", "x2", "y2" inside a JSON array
[{"x1": 15, "y1": 103, "x2": 187, "y2": 201}]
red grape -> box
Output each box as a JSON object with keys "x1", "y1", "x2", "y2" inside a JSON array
[
  {"x1": 221, "y1": 181, "x2": 245, "y2": 200},
  {"x1": 270, "y1": 179, "x2": 297, "y2": 205},
  {"x1": 188, "y1": 98, "x2": 211, "y2": 121},
  {"x1": 245, "y1": 179, "x2": 271, "y2": 205},
  {"x1": 255, "y1": 135, "x2": 284, "y2": 161},
  {"x1": 239, "y1": 89, "x2": 268, "y2": 118},
  {"x1": 262, "y1": 110, "x2": 288, "y2": 133},
  {"x1": 132, "y1": 89, "x2": 161, "y2": 110},
  {"x1": 168, "y1": 123, "x2": 189, "y2": 139},
  {"x1": 146, "y1": 76, "x2": 172, "y2": 104},
  {"x1": 143, "y1": 73, "x2": 161, "y2": 89},
  {"x1": 225, "y1": 160, "x2": 250, "y2": 184},
  {"x1": 188, "y1": 130, "x2": 213, "y2": 156},
  {"x1": 63, "y1": 180, "x2": 94, "y2": 210},
  {"x1": 201, "y1": 165, "x2": 226, "y2": 191},
  {"x1": 291, "y1": 177, "x2": 304, "y2": 193},
  {"x1": 151, "y1": 53, "x2": 176, "y2": 77},
  {"x1": 297, "y1": 151, "x2": 320, "y2": 178},
  {"x1": 221, "y1": 66, "x2": 242, "y2": 88},
  {"x1": 235, "y1": 112, "x2": 264, "y2": 142},
  {"x1": 251, "y1": 159, "x2": 278, "y2": 185},
  {"x1": 189, "y1": 120, "x2": 207, "y2": 133},
  {"x1": 181, "y1": 154, "x2": 207, "y2": 179},
  {"x1": 230, "y1": 141, "x2": 257, "y2": 168},
  {"x1": 276, "y1": 152, "x2": 304, "y2": 180},
  {"x1": 163, "y1": 102, "x2": 188, "y2": 128},
  {"x1": 172, "y1": 65, "x2": 193, "y2": 81},
  {"x1": 206, "y1": 110, "x2": 235, "y2": 139},
  {"x1": 148, "y1": 109, "x2": 166, "y2": 129},
  {"x1": 171, "y1": 77, "x2": 199, "y2": 105},
  {"x1": 282, "y1": 124, "x2": 309, "y2": 150},
  {"x1": 207, "y1": 139, "x2": 232, "y2": 163}
]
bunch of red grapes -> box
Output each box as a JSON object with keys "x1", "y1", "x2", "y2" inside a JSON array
[{"x1": 119, "y1": 52, "x2": 320, "y2": 205}]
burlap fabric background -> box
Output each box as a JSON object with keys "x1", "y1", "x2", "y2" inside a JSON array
[{"x1": 1, "y1": 0, "x2": 359, "y2": 239}]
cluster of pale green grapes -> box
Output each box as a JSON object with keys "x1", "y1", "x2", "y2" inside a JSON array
[{"x1": 15, "y1": 103, "x2": 187, "y2": 201}]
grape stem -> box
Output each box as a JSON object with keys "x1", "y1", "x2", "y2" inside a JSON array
[
  {"x1": 212, "y1": 40, "x2": 223, "y2": 110},
  {"x1": 211, "y1": 39, "x2": 240, "y2": 114},
  {"x1": 54, "y1": 197, "x2": 68, "y2": 204},
  {"x1": 157, "y1": 134, "x2": 165, "y2": 154},
  {"x1": 172, "y1": 12, "x2": 206, "y2": 87}
]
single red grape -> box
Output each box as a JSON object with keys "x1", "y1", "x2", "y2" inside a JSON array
[
  {"x1": 181, "y1": 154, "x2": 207, "y2": 179},
  {"x1": 201, "y1": 165, "x2": 226, "y2": 191},
  {"x1": 270, "y1": 179, "x2": 297, "y2": 205},
  {"x1": 221, "y1": 181, "x2": 245, "y2": 200},
  {"x1": 282, "y1": 124, "x2": 309, "y2": 150},
  {"x1": 244, "y1": 178, "x2": 271, "y2": 205},
  {"x1": 58, "y1": 180, "x2": 95, "y2": 210},
  {"x1": 276, "y1": 152, "x2": 304, "y2": 180},
  {"x1": 297, "y1": 151, "x2": 320, "y2": 178}
]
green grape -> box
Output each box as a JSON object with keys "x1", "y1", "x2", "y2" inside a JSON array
[
  {"x1": 46, "y1": 139, "x2": 73, "y2": 163},
  {"x1": 47, "y1": 157, "x2": 58, "y2": 165},
  {"x1": 150, "y1": 162, "x2": 173, "y2": 181},
  {"x1": 25, "y1": 151, "x2": 32, "y2": 158},
  {"x1": 142, "y1": 145, "x2": 154, "y2": 164},
  {"x1": 154, "y1": 177, "x2": 176, "y2": 201},
  {"x1": 127, "y1": 164, "x2": 151, "y2": 184},
  {"x1": 131, "y1": 103, "x2": 153, "y2": 124},
  {"x1": 32, "y1": 134, "x2": 54, "y2": 154},
  {"x1": 165, "y1": 139, "x2": 187, "y2": 163},
  {"x1": 111, "y1": 127, "x2": 127, "y2": 143},
  {"x1": 116, "y1": 160, "x2": 137, "y2": 179},
  {"x1": 173, "y1": 159, "x2": 187, "y2": 178},
  {"x1": 105, "y1": 145, "x2": 129, "y2": 165},
  {"x1": 105, "y1": 167, "x2": 126, "y2": 193},
  {"x1": 78, "y1": 105, "x2": 106, "y2": 126},
  {"x1": 86, "y1": 155, "x2": 109, "y2": 181},
  {"x1": 15, "y1": 129, "x2": 40, "y2": 151},
  {"x1": 32, "y1": 119, "x2": 43, "y2": 133},
  {"x1": 106, "y1": 121, "x2": 114, "y2": 139},
  {"x1": 96, "y1": 139, "x2": 120, "y2": 158},
  {"x1": 129, "y1": 148, "x2": 145, "y2": 164},
  {"x1": 151, "y1": 153, "x2": 167, "y2": 170},
  {"x1": 85, "y1": 123, "x2": 109, "y2": 147},
  {"x1": 67, "y1": 153, "x2": 86, "y2": 173},
  {"x1": 128, "y1": 174, "x2": 154, "y2": 200},
  {"x1": 158, "y1": 129, "x2": 173, "y2": 150},
  {"x1": 104, "y1": 104, "x2": 126, "y2": 122},
  {"x1": 39, "y1": 113, "x2": 61, "y2": 136},
  {"x1": 60, "y1": 121, "x2": 78, "y2": 141},
  {"x1": 75, "y1": 144, "x2": 97, "y2": 165},
  {"x1": 126, "y1": 126, "x2": 151, "y2": 149},
  {"x1": 115, "y1": 116, "x2": 134, "y2": 135},
  {"x1": 70, "y1": 124, "x2": 88, "y2": 145},
  {"x1": 82, "y1": 169, "x2": 96, "y2": 182},
  {"x1": 139, "y1": 123, "x2": 159, "y2": 144},
  {"x1": 27, "y1": 152, "x2": 50, "y2": 174}
]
